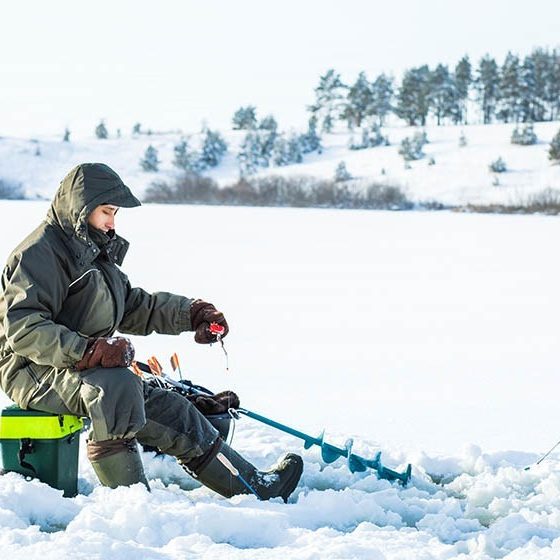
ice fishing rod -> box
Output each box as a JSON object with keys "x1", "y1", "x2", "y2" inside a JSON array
[{"x1": 524, "y1": 438, "x2": 560, "y2": 471}]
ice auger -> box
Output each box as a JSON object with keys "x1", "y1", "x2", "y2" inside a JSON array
[
  {"x1": 233, "y1": 408, "x2": 412, "y2": 484},
  {"x1": 133, "y1": 355, "x2": 412, "y2": 485}
]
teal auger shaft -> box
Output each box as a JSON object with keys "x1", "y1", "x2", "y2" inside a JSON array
[{"x1": 235, "y1": 408, "x2": 412, "y2": 485}]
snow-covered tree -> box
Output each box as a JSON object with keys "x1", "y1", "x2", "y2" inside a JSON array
[
  {"x1": 200, "y1": 128, "x2": 227, "y2": 169},
  {"x1": 232, "y1": 106, "x2": 257, "y2": 130},
  {"x1": 95, "y1": 120, "x2": 108, "y2": 139},
  {"x1": 349, "y1": 124, "x2": 387, "y2": 150},
  {"x1": 309, "y1": 69, "x2": 347, "y2": 132},
  {"x1": 299, "y1": 115, "x2": 322, "y2": 154},
  {"x1": 549, "y1": 129, "x2": 560, "y2": 163},
  {"x1": 132, "y1": 123, "x2": 142, "y2": 135},
  {"x1": 237, "y1": 131, "x2": 262, "y2": 176},
  {"x1": 459, "y1": 130, "x2": 468, "y2": 147},
  {"x1": 429, "y1": 64, "x2": 460, "y2": 125},
  {"x1": 334, "y1": 161, "x2": 352, "y2": 182},
  {"x1": 286, "y1": 134, "x2": 303, "y2": 165},
  {"x1": 140, "y1": 145, "x2": 160, "y2": 172},
  {"x1": 173, "y1": 139, "x2": 201, "y2": 172},
  {"x1": 475, "y1": 55, "x2": 500, "y2": 124},
  {"x1": 497, "y1": 52, "x2": 522, "y2": 123},
  {"x1": 511, "y1": 123, "x2": 538, "y2": 145},
  {"x1": 454, "y1": 55, "x2": 472, "y2": 124},
  {"x1": 395, "y1": 65, "x2": 432, "y2": 126},
  {"x1": 258, "y1": 115, "x2": 278, "y2": 132},
  {"x1": 342, "y1": 72, "x2": 373, "y2": 129},
  {"x1": 63, "y1": 128, "x2": 70, "y2": 142},
  {"x1": 398, "y1": 130, "x2": 427, "y2": 161},
  {"x1": 489, "y1": 157, "x2": 507, "y2": 173},
  {"x1": 370, "y1": 73, "x2": 394, "y2": 126}
]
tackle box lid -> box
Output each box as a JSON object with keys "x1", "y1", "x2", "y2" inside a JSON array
[{"x1": 0, "y1": 405, "x2": 83, "y2": 439}]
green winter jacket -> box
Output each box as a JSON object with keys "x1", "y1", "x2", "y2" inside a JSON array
[{"x1": 0, "y1": 163, "x2": 193, "y2": 408}]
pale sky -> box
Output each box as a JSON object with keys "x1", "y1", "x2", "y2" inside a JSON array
[{"x1": 1, "y1": 0, "x2": 559, "y2": 138}]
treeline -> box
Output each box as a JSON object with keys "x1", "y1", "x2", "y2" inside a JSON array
[{"x1": 309, "y1": 47, "x2": 560, "y2": 130}]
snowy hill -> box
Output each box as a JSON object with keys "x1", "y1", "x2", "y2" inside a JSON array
[{"x1": 1, "y1": 121, "x2": 560, "y2": 207}]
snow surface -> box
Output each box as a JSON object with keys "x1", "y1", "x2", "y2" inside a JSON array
[
  {"x1": 1, "y1": 121, "x2": 560, "y2": 206},
  {"x1": 0, "y1": 199, "x2": 558, "y2": 559}
]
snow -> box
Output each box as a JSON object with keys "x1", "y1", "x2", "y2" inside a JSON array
[
  {"x1": 1, "y1": 121, "x2": 560, "y2": 206},
  {"x1": 0, "y1": 175, "x2": 559, "y2": 557}
]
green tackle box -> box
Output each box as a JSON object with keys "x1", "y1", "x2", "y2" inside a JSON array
[{"x1": 0, "y1": 405, "x2": 83, "y2": 497}]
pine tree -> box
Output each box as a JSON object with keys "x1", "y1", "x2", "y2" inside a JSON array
[
  {"x1": 395, "y1": 65, "x2": 432, "y2": 126},
  {"x1": 519, "y1": 54, "x2": 539, "y2": 122},
  {"x1": 199, "y1": 128, "x2": 227, "y2": 169},
  {"x1": 63, "y1": 128, "x2": 70, "y2": 142},
  {"x1": 349, "y1": 124, "x2": 386, "y2": 150},
  {"x1": 398, "y1": 131, "x2": 427, "y2": 161},
  {"x1": 489, "y1": 157, "x2": 507, "y2": 173},
  {"x1": 173, "y1": 139, "x2": 201, "y2": 172},
  {"x1": 95, "y1": 120, "x2": 108, "y2": 139},
  {"x1": 454, "y1": 55, "x2": 472, "y2": 124},
  {"x1": 237, "y1": 131, "x2": 262, "y2": 176},
  {"x1": 309, "y1": 69, "x2": 347, "y2": 132},
  {"x1": 459, "y1": 130, "x2": 468, "y2": 147},
  {"x1": 528, "y1": 48, "x2": 552, "y2": 121},
  {"x1": 132, "y1": 123, "x2": 142, "y2": 135},
  {"x1": 475, "y1": 55, "x2": 500, "y2": 124},
  {"x1": 140, "y1": 145, "x2": 160, "y2": 172},
  {"x1": 258, "y1": 115, "x2": 278, "y2": 132},
  {"x1": 548, "y1": 129, "x2": 560, "y2": 163},
  {"x1": 299, "y1": 115, "x2": 322, "y2": 154},
  {"x1": 334, "y1": 161, "x2": 352, "y2": 182},
  {"x1": 429, "y1": 64, "x2": 459, "y2": 125},
  {"x1": 370, "y1": 73, "x2": 394, "y2": 126},
  {"x1": 232, "y1": 106, "x2": 257, "y2": 130},
  {"x1": 511, "y1": 123, "x2": 537, "y2": 145},
  {"x1": 342, "y1": 72, "x2": 373, "y2": 129},
  {"x1": 272, "y1": 136, "x2": 290, "y2": 166},
  {"x1": 497, "y1": 52, "x2": 522, "y2": 123}
]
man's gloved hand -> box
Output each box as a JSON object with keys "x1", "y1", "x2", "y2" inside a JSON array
[
  {"x1": 190, "y1": 299, "x2": 229, "y2": 344},
  {"x1": 190, "y1": 390, "x2": 240, "y2": 414},
  {"x1": 75, "y1": 337, "x2": 135, "y2": 370}
]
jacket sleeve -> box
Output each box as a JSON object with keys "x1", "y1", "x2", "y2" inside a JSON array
[
  {"x1": 117, "y1": 274, "x2": 194, "y2": 336},
  {"x1": 2, "y1": 247, "x2": 88, "y2": 368}
]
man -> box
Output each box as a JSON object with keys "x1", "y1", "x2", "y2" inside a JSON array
[{"x1": 0, "y1": 162, "x2": 302, "y2": 501}]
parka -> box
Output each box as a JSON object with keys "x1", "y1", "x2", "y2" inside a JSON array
[{"x1": 0, "y1": 163, "x2": 193, "y2": 410}]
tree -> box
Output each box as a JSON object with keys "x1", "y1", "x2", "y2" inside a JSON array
[
  {"x1": 334, "y1": 161, "x2": 352, "y2": 182},
  {"x1": 475, "y1": 55, "x2": 500, "y2": 124},
  {"x1": 199, "y1": 128, "x2": 228, "y2": 169},
  {"x1": 173, "y1": 139, "x2": 201, "y2": 172},
  {"x1": 489, "y1": 157, "x2": 507, "y2": 173},
  {"x1": 140, "y1": 145, "x2": 160, "y2": 172},
  {"x1": 395, "y1": 65, "x2": 432, "y2": 126},
  {"x1": 232, "y1": 106, "x2": 257, "y2": 130},
  {"x1": 309, "y1": 69, "x2": 347, "y2": 132},
  {"x1": 549, "y1": 129, "x2": 560, "y2": 163},
  {"x1": 429, "y1": 64, "x2": 460, "y2": 125},
  {"x1": 398, "y1": 131, "x2": 427, "y2": 161},
  {"x1": 258, "y1": 115, "x2": 278, "y2": 132},
  {"x1": 511, "y1": 123, "x2": 538, "y2": 145},
  {"x1": 454, "y1": 55, "x2": 472, "y2": 124},
  {"x1": 95, "y1": 120, "x2": 108, "y2": 139},
  {"x1": 370, "y1": 73, "x2": 394, "y2": 126},
  {"x1": 341, "y1": 71, "x2": 373, "y2": 129},
  {"x1": 63, "y1": 128, "x2": 70, "y2": 142},
  {"x1": 497, "y1": 52, "x2": 522, "y2": 123},
  {"x1": 299, "y1": 115, "x2": 322, "y2": 154},
  {"x1": 237, "y1": 131, "x2": 262, "y2": 176},
  {"x1": 132, "y1": 123, "x2": 142, "y2": 135},
  {"x1": 350, "y1": 124, "x2": 387, "y2": 150}
]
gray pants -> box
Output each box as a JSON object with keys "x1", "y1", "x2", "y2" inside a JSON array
[{"x1": 20, "y1": 366, "x2": 218, "y2": 462}]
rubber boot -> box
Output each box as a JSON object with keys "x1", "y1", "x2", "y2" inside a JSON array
[
  {"x1": 184, "y1": 439, "x2": 303, "y2": 503},
  {"x1": 88, "y1": 439, "x2": 150, "y2": 490}
]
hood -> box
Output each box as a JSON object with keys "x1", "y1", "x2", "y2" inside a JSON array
[
  {"x1": 47, "y1": 163, "x2": 141, "y2": 236},
  {"x1": 46, "y1": 163, "x2": 141, "y2": 266}
]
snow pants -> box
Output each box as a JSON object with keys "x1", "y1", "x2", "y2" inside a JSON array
[{"x1": 2, "y1": 364, "x2": 219, "y2": 462}]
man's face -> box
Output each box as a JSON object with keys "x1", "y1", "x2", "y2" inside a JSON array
[{"x1": 88, "y1": 204, "x2": 119, "y2": 233}]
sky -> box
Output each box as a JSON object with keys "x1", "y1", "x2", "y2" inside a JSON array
[{"x1": 1, "y1": 0, "x2": 559, "y2": 139}]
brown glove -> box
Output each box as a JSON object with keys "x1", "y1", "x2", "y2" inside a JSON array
[
  {"x1": 189, "y1": 391, "x2": 240, "y2": 414},
  {"x1": 190, "y1": 299, "x2": 229, "y2": 344},
  {"x1": 75, "y1": 337, "x2": 135, "y2": 370}
]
